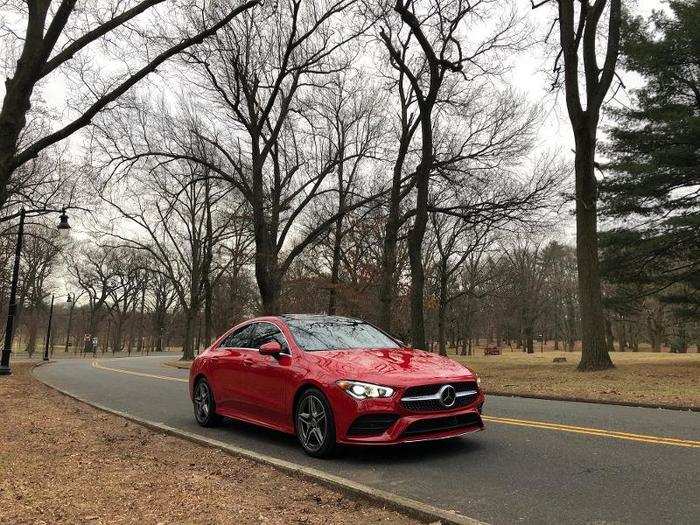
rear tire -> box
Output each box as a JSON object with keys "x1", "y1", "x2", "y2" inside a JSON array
[
  {"x1": 193, "y1": 378, "x2": 221, "y2": 427},
  {"x1": 295, "y1": 388, "x2": 336, "y2": 458}
]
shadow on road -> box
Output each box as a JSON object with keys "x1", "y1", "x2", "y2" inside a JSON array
[{"x1": 217, "y1": 416, "x2": 483, "y2": 463}]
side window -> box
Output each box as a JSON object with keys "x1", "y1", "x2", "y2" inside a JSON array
[
  {"x1": 220, "y1": 324, "x2": 256, "y2": 348},
  {"x1": 250, "y1": 323, "x2": 288, "y2": 352}
]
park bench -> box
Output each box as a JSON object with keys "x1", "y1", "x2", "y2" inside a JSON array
[{"x1": 484, "y1": 345, "x2": 501, "y2": 356}]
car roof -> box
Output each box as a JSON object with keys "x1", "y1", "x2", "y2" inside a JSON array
[{"x1": 276, "y1": 313, "x2": 363, "y2": 323}]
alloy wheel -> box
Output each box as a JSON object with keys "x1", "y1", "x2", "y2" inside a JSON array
[
  {"x1": 194, "y1": 380, "x2": 211, "y2": 424},
  {"x1": 297, "y1": 394, "x2": 328, "y2": 453}
]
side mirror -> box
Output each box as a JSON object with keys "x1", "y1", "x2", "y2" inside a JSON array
[{"x1": 259, "y1": 340, "x2": 283, "y2": 356}]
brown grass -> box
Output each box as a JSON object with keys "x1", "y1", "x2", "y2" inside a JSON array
[
  {"x1": 454, "y1": 349, "x2": 700, "y2": 409},
  {"x1": 0, "y1": 364, "x2": 416, "y2": 525}
]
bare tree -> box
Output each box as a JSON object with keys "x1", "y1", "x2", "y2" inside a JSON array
[
  {"x1": 534, "y1": 0, "x2": 621, "y2": 370},
  {"x1": 541, "y1": 241, "x2": 579, "y2": 351},
  {"x1": 96, "y1": 1, "x2": 379, "y2": 314},
  {"x1": 104, "y1": 248, "x2": 145, "y2": 353},
  {"x1": 0, "y1": 0, "x2": 259, "y2": 215},
  {"x1": 376, "y1": 0, "x2": 529, "y2": 348},
  {"x1": 148, "y1": 269, "x2": 177, "y2": 353},
  {"x1": 14, "y1": 222, "x2": 62, "y2": 355},
  {"x1": 301, "y1": 71, "x2": 386, "y2": 315},
  {"x1": 428, "y1": 213, "x2": 493, "y2": 356},
  {"x1": 100, "y1": 156, "x2": 252, "y2": 359},
  {"x1": 376, "y1": 33, "x2": 420, "y2": 333},
  {"x1": 68, "y1": 242, "x2": 120, "y2": 352},
  {"x1": 501, "y1": 239, "x2": 552, "y2": 354}
]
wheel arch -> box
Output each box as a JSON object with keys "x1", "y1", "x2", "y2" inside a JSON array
[
  {"x1": 191, "y1": 372, "x2": 209, "y2": 398},
  {"x1": 291, "y1": 381, "x2": 328, "y2": 429}
]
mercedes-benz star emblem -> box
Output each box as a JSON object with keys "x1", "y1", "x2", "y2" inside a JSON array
[{"x1": 438, "y1": 385, "x2": 456, "y2": 407}]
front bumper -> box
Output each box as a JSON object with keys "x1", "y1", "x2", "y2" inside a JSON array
[{"x1": 329, "y1": 385, "x2": 485, "y2": 445}]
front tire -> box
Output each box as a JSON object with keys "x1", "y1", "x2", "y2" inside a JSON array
[
  {"x1": 295, "y1": 389, "x2": 336, "y2": 458},
  {"x1": 193, "y1": 378, "x2": 221, "y2": 427}
]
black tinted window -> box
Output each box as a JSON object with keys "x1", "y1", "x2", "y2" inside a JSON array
[
  {"x1": 286, "y1": 318, "x2": 399, "y2": 352},
  {"x1": 250, "y1": 323, "x2": 288, "y2": 351},
  {"x1": 220, "y1": 324, "x2": 256, "y2": 348}
]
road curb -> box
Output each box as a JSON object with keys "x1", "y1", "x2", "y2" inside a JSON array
[
  {"x1": 487, "y1": 391, "x2": 698, "y2": 412},
  {"x1": 163, "y1": 360, "x2": 191, "y2": 370},
  {"x1": 31, "y1": 362, "x2": 485, "y2": 525}
]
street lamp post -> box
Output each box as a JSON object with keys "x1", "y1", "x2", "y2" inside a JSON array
[
  {"x1": 43, "y1": 294, "x2": 55, "y2": 362},
  {"x1": 65, "y1": 294, "x2": 76, "y2": 354},
  {"x1": 0, "y1": 208, "x2": 70, "y2": 375}
]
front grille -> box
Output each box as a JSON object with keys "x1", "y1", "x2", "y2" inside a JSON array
[
  {"x1": 402, "y1": 394, "x2": 477, "y2": 412},
  {"x1": 347, "y1": 413, "x2": 399, "y2": 437},
  {"x1": 403, "y1": 412, "x2": 482, "y2": 437},
  {"x1": 403, "y1": 381, "x2": 477, "y2": 398},
  {"x1": 401, "y1": 381, "x2": 478, "y2": 412}
]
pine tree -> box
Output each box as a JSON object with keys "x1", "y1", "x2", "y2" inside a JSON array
[{"x1": 600, "y1": 0, "x2": 699, "y2": 325}]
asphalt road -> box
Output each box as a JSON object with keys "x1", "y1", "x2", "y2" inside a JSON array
[{"x1": 35, "y1": 356, "x2": 699, "y2": 525}]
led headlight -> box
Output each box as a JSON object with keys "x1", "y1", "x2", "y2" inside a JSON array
[
  {"x1": 464, "y1": 365, "x2": 481, "y2": 388},
  {"x1": 337, "y1": 380, "x2": 394, "y2": 399}
]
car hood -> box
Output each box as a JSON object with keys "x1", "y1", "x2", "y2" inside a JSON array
[{"x1": 305, "y1": 347, "x2": 475, "y2": 386}]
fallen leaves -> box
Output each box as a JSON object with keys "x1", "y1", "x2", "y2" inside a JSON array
[{"x1": 0, "y1": 364, "x2": 416, "y2": 525}]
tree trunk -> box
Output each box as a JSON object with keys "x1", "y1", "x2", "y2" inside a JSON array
[
  {"x1": 182, "y1": 310, "x2": 196, "y2": 360},
  {"x1": 524, "y1": 324, "x2": 534, "y2": 354},
  {"x1": 0, "y1": 2, "x2": 49, "y2": 209},
  {"x1": 156, "y1": 329, "x2": 165, "y2": 353},
  {"x1": 258, "y1": 267, "x2": 281, "y2": 315},
  {"x1": 85, "y1": 310, "x2": 97, "y2": 353},
  {"x1": 378, "y1": 219, "x2": 399, "y2": 331},
  {"x1": 407, "y1": 216, "x2": 427, "y2": 350},
  {"x1": 605, "y1": 316, "x2": 615, "y2": 352},
  {"x1": 254, "y1": 218, "x2": 281, "y2": 314},
  {"x1": 203, "y1": 176, "x2": 214, "y2": 346},
  {"x1": 618, "y1": 320, "x2": 628, "y2": 352},
  {"x1": 650, "y1": 332, "x2": 660, "y2": 352},
  {"x1": 378, "y1": 146, "x2": 408, "y2": 333},
  {"x1": 25, "y1": 312, "x2": 38, "y2": 357},
  {"x1": 574, "y1": 133, "x2": 613, "y2": 371},
  {"x1": 113, "y1": 318, "x2": 123, "y2": 354},
  {"x1": 328, "y1": 210, "x2": 344, "y2": 316},
  {"x1": 437, "y1": 303, "x2": 447, "y2": 357},
  {"x1": 136, "y1": 286, "x2": 145, "y2": 354}
]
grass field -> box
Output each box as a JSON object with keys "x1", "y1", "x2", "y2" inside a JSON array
[{"x1": 454, "y1": 349, "x2": 700, "y2": 409}]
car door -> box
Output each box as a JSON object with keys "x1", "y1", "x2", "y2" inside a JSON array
[
  {"x1": 210, "y1": 323, "x2": 257, "y2": 415},
  {"x1": 239, "y1": 322, "x2": 293, "y2": 428}
]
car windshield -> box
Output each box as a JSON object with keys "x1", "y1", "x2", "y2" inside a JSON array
[{"x1": 285, "y1": 318, "x2": 400, "y2": 352}]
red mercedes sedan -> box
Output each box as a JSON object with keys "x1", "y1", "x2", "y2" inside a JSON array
[{"x1": 189, "y1": 314, "x2": 484, "y2": 457}]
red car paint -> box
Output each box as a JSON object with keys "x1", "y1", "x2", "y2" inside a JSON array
[{"x1": 189, "y1": 315, "x2": 485, "y2": 445}]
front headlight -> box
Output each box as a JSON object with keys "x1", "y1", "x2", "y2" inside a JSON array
[{"x1": 337, "y1": 380, "x2": 394, "y2": 399}]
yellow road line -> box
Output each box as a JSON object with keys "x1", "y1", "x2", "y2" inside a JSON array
[
  {"x1": 92, "y1": 360, "x2": 188, "y2": 383},
  {"x1": 90, "y1": 360, "x2": 698, "y2": 448},
  {"x1": 482, "y1": 415, "x2": 700, "y2": 448}
]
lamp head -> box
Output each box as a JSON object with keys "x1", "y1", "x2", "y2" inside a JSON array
[{"x1": 57, "y1": 208, "x2": 71, "y2": 239}]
